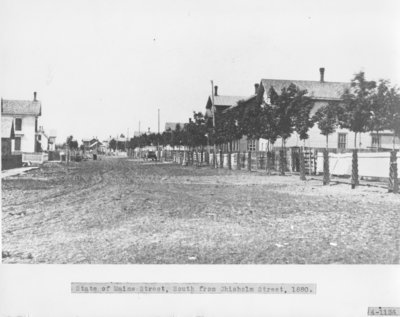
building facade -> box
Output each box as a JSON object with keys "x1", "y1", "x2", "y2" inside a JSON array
[{"x1": 1, "y1": 92, "x2": 42, "y2": 154}]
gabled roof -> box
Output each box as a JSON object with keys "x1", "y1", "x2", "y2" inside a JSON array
[
  {"x1": 89, "y1": 141, "x2": 102, "y2": 148},
  {"x1": 206, "y1": 95, "x2": 248, "y2": 109},
  {"x1": 260, "y1": 79, "x2": 349, "y2": 101},
  {"x1": 222, "y1": 94, "x2": 258, "y2": 113},
  {"x1": 1, "y1": 99, "x2": 42, "y2": 116},
  {"x1": 1, "y1": 117, "x2": 15, "y2": 139}
]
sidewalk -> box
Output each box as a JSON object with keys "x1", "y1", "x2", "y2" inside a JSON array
[{"x1": 1, "y1": 166, "x2": 38, "y2": 179}]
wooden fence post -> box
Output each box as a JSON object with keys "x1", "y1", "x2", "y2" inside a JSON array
[
  {"x1": 219, "y1": 150, "x2": 223, "y2": 168},
  {"x1": 228, "y1": 152, "x2": 232, "y2": 170},
  {"x1": 237, "y1": 152, "x2": 241, "y2": 170}
]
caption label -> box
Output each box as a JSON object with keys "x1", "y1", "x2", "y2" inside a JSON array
[
  {"x1": 368, "y1": 308, "x2": 400, "y2": 316},
  {"x1": 71, "y1": 283, "x2": 316, "y2": 294}
]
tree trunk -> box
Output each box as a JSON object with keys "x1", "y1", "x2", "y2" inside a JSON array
[
  {"x1": 300, "y1": 147, "x2": 306, "y2": 180},
  {"x1": 266, "y1": 150, "x2": 271, "y2": 175},
  {"x1": 280, "y1": 139, "x2": 285, "y2": 176},
  {"x1": 323, "y1": 134, "x2": 330, "y2": 185},
  {"x1": 354, "y1": 132, "x2": 357, "y2": 149},
  {"x1": 300, "y1": 139, "x2": 306, "y2": 180},
  {"x1": 376, "y1": 130, "x2": 379, "y2": 152},
  {"x1": 351, "y1": 149, "x2": 359, "y2": 189},
  {"x1": 389, "y1": 150, "x2": 399, "y2": 193},
  {"x1": 248, "y1": 151, "x2": 252, "y2": 171},
  {"x1": 228, "y1": 141, "x2": 232, "y2": 170}
]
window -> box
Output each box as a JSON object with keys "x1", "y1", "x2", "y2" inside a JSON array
[
  {"x1": 15, "y1": 118, "x2": 22, "y2": 131},
  {"x1": 14, "y1": 137, "x2": 21, "y2": 151},
  {"x1": 247, "y1": 139, "x2": 256, "y2": 151},
  {"x1": 338, "y1": 133, "x2": 347, "y2": 149}
]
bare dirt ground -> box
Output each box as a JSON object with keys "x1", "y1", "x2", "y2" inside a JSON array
[{"x1": 2, "y1": 157, "x2": 399, "y2": 264}]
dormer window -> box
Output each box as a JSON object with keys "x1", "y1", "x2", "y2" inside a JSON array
[{"x1": 15, "y1": 118, "x2": 22, "y2": 131}]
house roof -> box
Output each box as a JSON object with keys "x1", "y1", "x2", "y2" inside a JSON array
[
  {"x1": 164, "y1": 122, "x2": 186, "y2": 131},
  {"x1": 206, "y1": 95, "x2": 248, "y2": 109},
  {"x1": 1, "y1": 117, "x2": 15, "y2": 139},
  {"x1": 1, "y1": 99, "x2": 42, "y2": 116},
  {"x1": 260, "y1": 79, "x2": 349, "y2": 100},
  {"x1": 89, "y1": 141, "x2": 103, "y2": 148}
]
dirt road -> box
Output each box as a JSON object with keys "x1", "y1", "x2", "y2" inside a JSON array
[{"x1": 2, "y1": 157, "x2": 399, "y2": 263}]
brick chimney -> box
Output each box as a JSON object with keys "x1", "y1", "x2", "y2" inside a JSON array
[
  {"x1": 319, "y1": 68, "x2": 325, "y2": 83},
  {"x1": 254, "y1": 83, "x2": 260, "y2": 94},
  {"x1": 34, "y1": 91, "x2": 37, "y2": 101},
  {"x1": 214, "y1": 85, "x2": 218, "y2": 96}
]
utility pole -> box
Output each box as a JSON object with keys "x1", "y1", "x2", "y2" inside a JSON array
[
  {"x1": 139, "y1": 120, "x2": 141, "y2": 161},
  {"x1": 158, "y1": 108, "x2": 160, "y2": 161},
  {"x1": 126, "y1": 128, "x2": 129, "y2": 155},
  {"x1": 211, "y1": 80, "x2": 217, "y2": 168}
]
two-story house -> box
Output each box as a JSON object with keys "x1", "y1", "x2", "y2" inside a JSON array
[{"x1": 1, "y1": 92, "x2": 42, "y2": 154}]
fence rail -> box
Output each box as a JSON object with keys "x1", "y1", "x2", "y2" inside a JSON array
[{"x1": 128, "y1": 148, "x2": 399, "y2": 181}]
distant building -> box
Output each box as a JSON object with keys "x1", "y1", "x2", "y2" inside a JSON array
[
  {"x1": 214, "y1": 68, "x2": 400, "y2": 155},
  {"x1": 82, "y1": 138, "x2": 102, "y2": 152},
  {"x1": 1, "y1": 92, "x2": 42, "y2": 153},
  {"x1": 36, "y1": 126, "x2": 57, "y2": 151},
  {"x1": 204, "y1": 84, "x2": 258, "y2": 152},
  {"x1": 164, "y1": 122, "x2": 186, "y2": 131},
  {"x1": 205, "y1": 85, "x2": 247, "y2": 118}
]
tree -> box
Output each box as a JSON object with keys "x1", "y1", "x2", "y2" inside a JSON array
[
  {"x1": 367, "y1": 80, "x2": 391, "y2": 151},
  {"x1": 375, "y1": 81, "x2": 400, "y2": 149},
  {"x1": 268, "y1": 84, "x2": 311, "y2": 175},
  {"x1": 338, "y1": 72, "x2": 376, "y2": 148},
  {"x1": 338, "y1": 72, "x2": 376, "y2": 188},
  {"x1": 215, "y1": 106, "x2": 243, "y2": 151},
  {"x1": 259, "y1": 101, "x2": 280, "y2": 174},
  {"x1": 292, "y1": 89, "x2": 314, "y2": 180},
  {"x1": 313, "y1": 103, "x2": 338, "y2": 185},
  {"x1": 109, "y1": 138, "x2": 117, "y2": 151},
  {"x1": 378, "y1": 81, "x2": 400, "y2": 193},
  {"x1": 66, "y1": 135, "x2": 78, "y2": 150}
]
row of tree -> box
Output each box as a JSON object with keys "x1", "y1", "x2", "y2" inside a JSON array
[{"x1": 128, "y1": 72, "x2": 400, "y2": 154}]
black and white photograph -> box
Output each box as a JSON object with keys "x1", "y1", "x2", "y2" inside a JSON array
[{"x1": 0, "y1": 0, "x2": 399, "y2": 316}]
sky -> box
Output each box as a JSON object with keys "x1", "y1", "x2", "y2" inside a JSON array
[{"x1": 0, "y1": 0, "x2": 399, "y2": 144}]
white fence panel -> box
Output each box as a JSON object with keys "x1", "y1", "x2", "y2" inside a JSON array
[
  {"x1": 22, "y1": 152, "x2": 49, "y2": 164},
  {"x1": 317, "y1": 152, "x2": 400, "y2": 178}
]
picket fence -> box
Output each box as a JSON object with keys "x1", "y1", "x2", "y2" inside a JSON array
[{"x1": 165, "y1": 150, "x2": 397, "y2": 179}]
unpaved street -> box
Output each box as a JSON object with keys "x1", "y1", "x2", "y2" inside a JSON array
[{"x1": 2, "y1": 157, "x2": 399, "y2": 264}]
